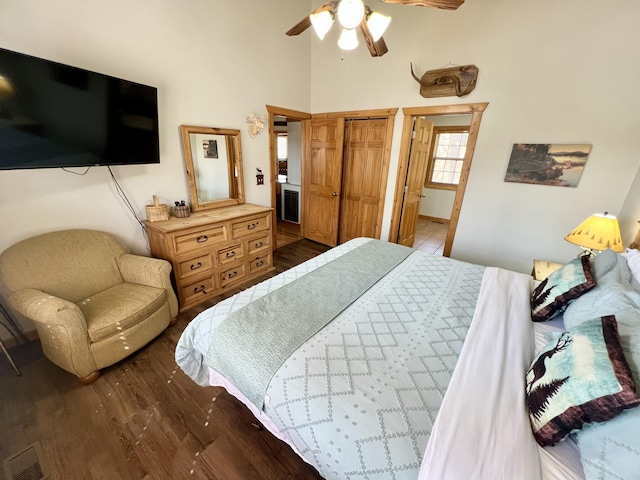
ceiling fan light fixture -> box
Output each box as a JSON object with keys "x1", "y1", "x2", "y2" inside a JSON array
[
  {"x1": 367, "y1": 11, "x2": 391, "y2": 42},
  {"x1": 338, "y1": 27, "x2": 359, "y2": 50},
  {"x1": 337, "y1": 0, "x2": 365, "y2": 29},
  {"x1": 310, "y1": 10, "x2": 334, "y2": 40}
]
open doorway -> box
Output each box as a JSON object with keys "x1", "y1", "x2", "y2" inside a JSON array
[
  {"x1": 388, "y1": 103, "x2": 489, "y2": 256},
  {"x1": 266, "y1": 105, "x2": 311, "y2": 249}
]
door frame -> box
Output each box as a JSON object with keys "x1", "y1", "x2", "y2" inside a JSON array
[
  {"x1": 388, "y1": 102, "x2": 489, "y2": 256},
  {"x1": 268, "y1": 106, "x2": 398, "y2": 247},
  {"x1": 266, "y1": 105, "x2": 311, "y2": 249}
]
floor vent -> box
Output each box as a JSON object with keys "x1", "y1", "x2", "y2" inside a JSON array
[{"x1": 3, "y1": 442, "x2": 49, "y2": 480}]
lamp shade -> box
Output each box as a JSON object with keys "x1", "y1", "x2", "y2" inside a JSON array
[
  {"x1": 310, "y1": 10, "x2": 334, "y2": 40},
  {"x1": 564, "y1": 212, "x2": 624, "y2": 253},
  {"x1": 338, "y1": 28, "x2": 359, "y2": 50},
  {"x1": 367, "y1": 12, "x2": 391, "y2": 42}
]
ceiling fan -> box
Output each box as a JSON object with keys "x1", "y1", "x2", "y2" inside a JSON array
[{"x1": 286, "y1": 0, "x2": 465, "y2": 57}]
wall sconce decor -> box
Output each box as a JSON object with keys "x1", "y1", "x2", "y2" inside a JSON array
[{"x1": 247, "y1": 114, "x2": 265, "y2": 138}]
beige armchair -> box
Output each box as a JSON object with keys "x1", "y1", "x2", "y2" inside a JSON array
[{"x1": 0, "y1": 229, "x2": 178, "y2": 384}]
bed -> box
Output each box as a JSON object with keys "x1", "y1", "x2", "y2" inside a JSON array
[{"x1": 176, "y1": 237, "x2": 640, "y2": 479}]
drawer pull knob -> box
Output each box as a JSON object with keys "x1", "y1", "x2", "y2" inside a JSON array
[
  {"x1": 255, "y1": 260, "x2": 264, "y2": 268},
  {"x1": 227, "y1": 271, "x2": 238, "y2": 279},
  {"x1": 190, "y1": 262, "x2": 203, "y2": 270},
  {"x1": 226, "y1": 251, "x2": 236, "y2": 259},
  {"x1": 255, "y1": 241, "x2": 263, "y2": 248},
  {"x1": 247, "y1": 223, "x2": 257, "y2": 230},
  {"x1": 197, "y1": 235, "x2": 209, "y2": 243},
  {"x1": 194, "y1": 285, "x2": 207, "y2": 294}
]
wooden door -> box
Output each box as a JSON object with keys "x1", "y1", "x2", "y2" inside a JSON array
[
  {"x1": 339, "y1": 119, "x2": 388, "y2": 244},
  {"x1": 397, "y1": 117, "x2": 434, "y2": 247},
  {"x1": 302, "y1": 117, "x2": 345, "y2": 246}
]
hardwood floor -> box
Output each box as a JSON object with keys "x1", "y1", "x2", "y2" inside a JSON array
[
  {"x1": 0, "y1": 239, "x2": 329, "y2": 480},
  {"x1": 275, "y1": 220, "x2": 302, "y2": 249}
]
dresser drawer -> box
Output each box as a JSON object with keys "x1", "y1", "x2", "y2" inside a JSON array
[
  {"x1": 248, "y1": 233, "x2": 271, "y2": 255},
  {"x1": 177, "y1": 253, "x2": 213, "y2": 279},
  {"x1": 215, "y1": 243, "x2": 244, "y2": 266},
  {"x1": 249, "y1": 253, "x2": 272, "y2": 275},
  {"x1": 231, "y1": 213, "x2": 270, "y2": 239},
  {"x1": 174, "y1": 225, "x2": 227, "y2": 255},
  {"x1": 182, "y1": 275, "x2": 216, "y2": 306},
  {"x1": 219, "y1": 263, "x2": 246, "y2": 288}
]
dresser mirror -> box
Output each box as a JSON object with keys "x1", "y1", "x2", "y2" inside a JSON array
[{"x1": 179, "y1": 125, "x2": 245, "y2": 211}]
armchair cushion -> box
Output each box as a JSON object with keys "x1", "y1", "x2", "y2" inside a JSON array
[{"x1": 79, "y1": 283, "x2": 168, "y2": 343}]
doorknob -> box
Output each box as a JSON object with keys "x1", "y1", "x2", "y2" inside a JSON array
[
  {"x1": 332, "y1": 192, "x2": 340, "y2": 197},
  {"x1": 420, "y1": 194, "x2": 426, "y2": 198}
]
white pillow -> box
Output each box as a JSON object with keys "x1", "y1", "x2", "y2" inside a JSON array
[{"x1": 624, "y1": 248, "x2": 640, "y2": 292}]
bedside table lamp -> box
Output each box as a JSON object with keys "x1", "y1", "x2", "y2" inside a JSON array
[{"x1": 564, "y1": 212, "x2": 623, "y2": 256}]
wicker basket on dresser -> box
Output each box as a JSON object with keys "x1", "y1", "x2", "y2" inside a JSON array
[{"x1": 144, "y1": 204, "x2": 275, "y2": 311}]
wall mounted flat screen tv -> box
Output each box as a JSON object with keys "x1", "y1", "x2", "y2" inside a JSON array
[{"x1": 0, "y1": 47, "x2": 160, "y2": 170}]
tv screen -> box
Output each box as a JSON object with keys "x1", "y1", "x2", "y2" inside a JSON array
[{"x1": 0, "y1": 47, "x2": 160, "y2": 170}]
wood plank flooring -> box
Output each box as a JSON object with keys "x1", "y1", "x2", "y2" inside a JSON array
[{"x1": 0, "y1": 239, "x2": 329, "y2": 480}]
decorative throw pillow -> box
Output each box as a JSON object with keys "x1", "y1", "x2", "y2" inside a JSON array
[
  {"x1": 625, "y1": 248, "x2": 640, "y2": 293},
  {"x1": 531, "y1": 255, "x2": 596, "y2": 322},
  {"x1": 526, "y1": 316, "x2": 640, "y2": 447}
]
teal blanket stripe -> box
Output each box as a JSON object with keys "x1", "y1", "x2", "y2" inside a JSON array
[{"x1": 205, "y1": 239, "x2": 414, "y2": 409}]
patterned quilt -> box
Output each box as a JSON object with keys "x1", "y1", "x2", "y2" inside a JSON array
[{"x1": 177, "y1": 238, "x2": 486, "y2": 479}]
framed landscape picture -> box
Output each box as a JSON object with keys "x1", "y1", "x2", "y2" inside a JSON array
[{"x1": 504, "y1": 144, "x2": 591, "y2": 187}]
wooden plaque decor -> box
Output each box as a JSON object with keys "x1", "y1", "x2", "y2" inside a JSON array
[{"x1": 410, "y1": 63, "x2": 479, "y2": 98}]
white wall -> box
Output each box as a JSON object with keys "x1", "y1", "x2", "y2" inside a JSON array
[
  {"x1": 0, "y1": 0, "x2": 311, "y2": 255},
  {"x1": 286, "y1": 122, "x2": 302, "y2": 185},
  {"x1": 309, "y1": 0, "x2": 640, "y2": 272},
  {"x1": 0, "y1": 0, "x2": 312, "y2": 337},
  {"x1": 420, "y1": 189, "x2": 455, "y2": 219}
]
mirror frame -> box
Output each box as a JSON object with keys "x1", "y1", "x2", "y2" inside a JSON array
[{"x1": 179, "y1": 125, "x2": 245, "y2": 212}]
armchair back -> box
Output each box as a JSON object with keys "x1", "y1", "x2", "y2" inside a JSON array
[{"x1": 0, "y1": 230, "x2": 126, "y2": 303}]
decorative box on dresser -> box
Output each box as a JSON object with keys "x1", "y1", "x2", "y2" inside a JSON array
[{"x1": 144, "y1": 204, "x2": 275, "y2": 311}]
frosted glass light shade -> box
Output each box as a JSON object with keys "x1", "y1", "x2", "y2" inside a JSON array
[
  {"x1": 337, "y1": 0, "x2": 365, "y2": 29},
  {"x1": 565, "y1": 212, "x2": 624, "y2": 253},
  {"x1": 338, "y1": 28, "x2": 359, "y2": 50},
  {"x1": 367, "y1": 12, "x2": 391, "y2": 41},
  {"x1": 310, "y1": 10, "x2": 334, "y2": 40}
]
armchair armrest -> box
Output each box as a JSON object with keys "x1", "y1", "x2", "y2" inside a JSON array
[
  {"x1": 9, "y1": 288, "x2": 97, "y2": 377},
  {"x1": 117, "y1": 254, "x2": 178, "y2": 319}
]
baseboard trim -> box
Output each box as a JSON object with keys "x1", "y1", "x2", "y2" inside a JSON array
[{"x1": 419, "y1": 215, "x2": 450, "y2": 224}]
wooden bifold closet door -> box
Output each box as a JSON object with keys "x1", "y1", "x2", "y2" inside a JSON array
[
  {"x1": 339, "y1": 119, "x2": 388, "y2": 244},
  {"x1": 302, "y1": 116, "x2": 390, "y2": 247}
]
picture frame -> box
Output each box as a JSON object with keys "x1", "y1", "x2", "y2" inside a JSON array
[
  {"x1": 203, "y1": 139, "x2": 219, "y2": 159},
  {"x1": 504, "y1": 144, "x2": 591, "y2": 187}
]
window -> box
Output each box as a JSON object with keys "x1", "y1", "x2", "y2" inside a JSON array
[
  {"x1": 277, "y1": 134, "x2": 288, "y2": 160},
  {"x1": 425, "y1": 127, "x2": 469, "y2": 190}
]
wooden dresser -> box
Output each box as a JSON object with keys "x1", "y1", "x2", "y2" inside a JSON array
[{"x1": 144, "y1": 204, "x2": 275, "y2": 311}]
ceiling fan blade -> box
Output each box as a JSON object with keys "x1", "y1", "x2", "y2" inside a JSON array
[
  {"x1": 286, "y1": 16, "x2": 312, "y2": 36},
  {"x1": 359, "y1": 21, "x2": 389, "y2": 57},
  {"x1": 381, "y1": 0, "x2": 464, "y2": 10},
  {"x1": 286, "y1": 2, "x2": 336, "y2": 37}
]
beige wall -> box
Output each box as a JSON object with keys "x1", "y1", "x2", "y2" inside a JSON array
[
  {"x1": 0, "y1": 0, "x2": 311, "y2": 257},
  {"x1": 2, "y1": 0, "x2": 640, "y2": 324},
  {"x1": 0, "y1": 0, "x2": 312, "y2": 337},
  {"x1": 309, "y1": 0, "x2": 640, "y2": 271}
]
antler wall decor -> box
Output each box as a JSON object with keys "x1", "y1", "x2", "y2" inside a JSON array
[{"x1": 247, "y1": 114, "x2": 265, "y2": 138}]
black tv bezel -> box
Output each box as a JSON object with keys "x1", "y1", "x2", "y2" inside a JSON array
[{"x1": 0, "y1": 47, "x2": 160, "y2": 171}]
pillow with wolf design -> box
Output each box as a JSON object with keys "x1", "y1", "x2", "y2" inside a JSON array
[
  {"x1": 526, "y1": 316, "x2": 640, "y2": 447},
  {"x1": 531, "y1": 255, "x2": 596, "y2": 322}
]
